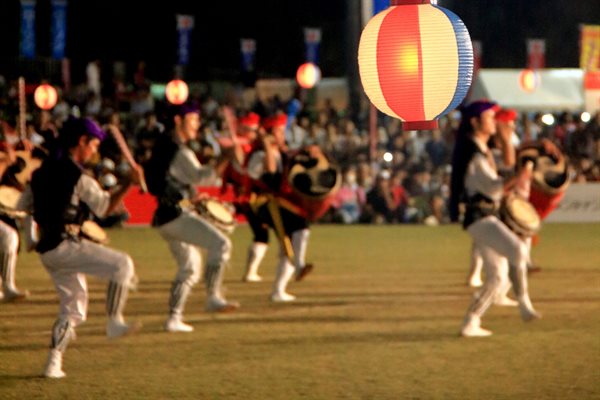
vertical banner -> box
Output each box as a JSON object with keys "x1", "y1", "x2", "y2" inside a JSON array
[
  {"x1": 527, "y1": 39, "x2": 546, "y2": 69},
  {"x1": 472, "y1": 40, "x2": 482, "y2": 76},
  {"x1": 51, "y1": 0, "x2": 67, "y2": 59},
  {"x1": 20, "y1": 0, "x2": 36, "y2": 59},
  {"x1": 362, "y1": 0, "x2": 388, "y2": 26},
  {"x1": 304, "y1": 28, "x2": 321, "y2": 64},
  {"x1": 580, "y1": 25, "x2": 600, "y2": 71},
  {"x1": 240, "y1": 39, "x2": 256, "y2": 73},
  {"x1": 580, "y1": 25, "x2": 600, "y2": 113},
  {"x1": 176, "y1": 14, "x2": 195, "y2": 66}
]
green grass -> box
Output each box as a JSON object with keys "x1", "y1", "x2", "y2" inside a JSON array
[{"x1": 1, "y1": 224, "x2": 599, "y2": 399}]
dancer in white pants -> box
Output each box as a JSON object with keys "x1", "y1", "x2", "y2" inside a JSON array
[
  {"x1": 21, "y1": 117, "x2": 143, "y2": 378},
  {"x1": 451, "y1": 101, "x2": 540, "y2": 338},
  {"x1": 147, "y1": 103, "x2": 239, "y2": 334},
  {"x1": 245, "y1": 115, "x2": 313, "y2": 302},
  {"x1": 0, "y1": 218, "x2": 29, "y2": 301}
]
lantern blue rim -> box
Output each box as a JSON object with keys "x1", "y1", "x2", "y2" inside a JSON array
[{"x1": 432, "y1": 5, "x2": 473, "y2": 120}]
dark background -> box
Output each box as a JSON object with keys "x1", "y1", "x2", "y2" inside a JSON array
[{"x1": 0, "y1": 0, "x2": 599, "y2": 83}]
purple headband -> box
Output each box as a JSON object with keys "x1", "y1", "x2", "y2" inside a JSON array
[
  {"x1": 461, "y1": 100, "x2": 500, "y2": 120},
  {"x1": 177, "y1": 102, "x2": 200, "y2": 117},
  {"x1": 82, "y1": 118, "x2": 107, "y2": 141}
]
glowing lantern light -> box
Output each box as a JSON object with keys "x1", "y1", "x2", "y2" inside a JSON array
[
  {"x1": 296, "y1": 62, "x2": 322, "y2": 89},
  {"x1": 34, "y1": 84, "x2": 58, "y2": 110},
  {"x1": 519, "y1": 69, "x2": 541, "y2": 93},
  {"x1": 358, "y1": 0, "x2": 473, "y2": 130},
  {"x1": 165, "y1": 79, "x2": 189, "y2": 105}
]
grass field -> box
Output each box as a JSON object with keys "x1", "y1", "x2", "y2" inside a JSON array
[{"x1": 1, "y1": 223, "x2": 599, "y2": 399}]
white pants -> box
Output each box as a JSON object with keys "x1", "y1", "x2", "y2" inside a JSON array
[
  {"x1": 0, "y1": 220, "x2": 19, "y2": 292},
  {"x1": 40, "y1": 239, "x2": 135, "y2": 326},
  {"x1": 466, "y1": 216, "x2": 531, "y2": 318},
  {"x1": 158, "y1": 211, "x2": 231, "y2": 287}
]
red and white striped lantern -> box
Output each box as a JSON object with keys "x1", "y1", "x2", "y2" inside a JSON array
[
  {"x1": 34, "y1": 83, "x2": 58, "y2": 110},
  {"x1": 358, "y1": 0, "x2": 473, "y2": 130},
  {"x1": 519, "y1": 69, "x2": 541, "y2": 93},
  {"x1": 296, "y1": 62, "x2": 322, "y2": 89},
  {"x1": 165, "y1": 79, "x2": 189, "y2": 105}
]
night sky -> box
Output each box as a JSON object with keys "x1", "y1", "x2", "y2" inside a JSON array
[{"x1": 1, "y1": 0, "x2": 599, "y2": 84}]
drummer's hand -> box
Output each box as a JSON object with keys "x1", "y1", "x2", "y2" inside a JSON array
[
  {"x1": 192, "y1": 192, "x2": 210, "y2": 204},
  {"x1": 20, "y1": 139, "x2": 34, "y2": 152},
  {"x1": 518, "y1": 161, "x2": 534, "y2": 181},
  {"x1": 497, "y1": 124, "x2": 514, "y2": 145},
  {"x1": 6, "y1": 146, "x2": 17, "y2": 164},
  {"x1": 540, "y1": 139, "x2": 562, "y2": 161}
]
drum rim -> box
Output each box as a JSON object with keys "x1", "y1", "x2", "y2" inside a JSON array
[
  {"x1": 500, "y1": 195, "x2": 541, "y2": 235},
  {"x1": 204, "y1": 199, "x2": 235, "y2": 225}
]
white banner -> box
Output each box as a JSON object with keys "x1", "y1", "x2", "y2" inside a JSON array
[{"x1": 545, "y1": 183, "x2": 600, "y2": 223}]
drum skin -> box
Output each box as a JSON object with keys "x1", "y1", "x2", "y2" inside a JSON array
[
  {"x1": 499, "y1": 194, "x2": 541, "y2": 237},
  {"x1": 196, "y1": 199, "x2": 236, "y2": 235},
  {"x1": 284, "y1": 147, "x2": 341, "y2": 221}
]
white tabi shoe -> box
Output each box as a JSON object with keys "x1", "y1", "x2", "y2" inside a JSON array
[
  {"x1": 44, "y1": 349, "x2": 66, "y2": 379},
  {"x1": 468, "y1": 276, "x2": 483, "y2": 288},
  {"x1": 460, "y1": 314, "x2": 492, "y2": 338},
  {"x1": 519, "y1": 306, "x2": 542, "y2": 322},
  {"x1": 205, "y1": 297, "x2": 240, "y2": 313},
  {"x1": 242, "y1": 274, "x2": 263, "y2": 283},
  {"x1": 270, "y1": 291, "x2": 296, "y2": 303},
  {"x1": 106, "y1": 319, "x2": 142, "y2": 339},
  {"x1": 3, "y1": 289, "x2": 30, "y2": 302},
  {"x1": 165, "y1": 315, "x2": 194, "y2": 333}
]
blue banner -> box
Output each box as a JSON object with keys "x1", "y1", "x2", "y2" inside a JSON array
[
  {"x1": 304, "y1": 28, "x2": 321, "y2": 64},
  {"x1": 240, "y1": 39, "x2": 256, "y2": 72},
  {"x1": 51, "y1": 0, "x2": 67, "y2": 59},
  {"x1": 176, "y1": 15, "x2": 194, "y2": 66},
  {"x1": 20, "y1": 0, "x2": 36, "y2": 59},
  {"x1": 373, "y1": 0, "x2": 388, "y2": 14}
]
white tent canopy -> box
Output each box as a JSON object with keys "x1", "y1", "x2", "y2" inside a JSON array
[{"x1": 468, "y1": 69, "x2": 585, "y2": 112}]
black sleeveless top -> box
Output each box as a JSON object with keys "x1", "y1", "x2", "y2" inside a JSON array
[{"x1": 31, "y1": 157, "x2": 88, "y2": 253}]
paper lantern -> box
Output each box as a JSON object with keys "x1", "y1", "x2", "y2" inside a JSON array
[
  {"x1": 519, "y1": 69, "x2": 541, "y2": 93},
  {"x1": 358, "y1": 0, "x2": 473, "y2": 130},
  {"x1": 34, "y1": 84, "x2": 58, "y2": 110},
  {"x1": 296, "y1": 62, "x2": 322, "y2": 89},
  {"x1": 165, "y1": 79, "x2": 189, "y2": 105}
]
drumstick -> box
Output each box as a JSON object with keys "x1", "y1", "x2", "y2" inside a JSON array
[
  {"x1": 222, "y1": 106, "x2": 239, "y2": 144},
  {"x1": 222, "y1": 106, "x2": 245, "y2": 166},
  {"x1": 18, "y1": 77, "x2": 26, "y2": 140},
  {"x1": 107, "y1": 125, "x2": 148, "y2": 193}
]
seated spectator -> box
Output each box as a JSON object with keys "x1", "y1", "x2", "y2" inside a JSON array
[
  {"x1": 331, "y1": 166, "x2": 365, "y2": 223},
  {"x1": 361, "y1": 170, "x2": 398, "y2": 224}
]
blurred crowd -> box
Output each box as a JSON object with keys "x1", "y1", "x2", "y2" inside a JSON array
[{"x1": 1, "y1": 70, "x2": 599, "y2": 227}]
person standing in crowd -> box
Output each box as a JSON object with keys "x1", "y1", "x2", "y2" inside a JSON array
[
  {"x1": 450, "y1": 101, "x2": 541, "y2": 338},
  {"x1": 19, "y1": 117, "x2": 143, "y2": 378},
  {"x1": 144, "y1": 103, "x2": 239, "y2": 334}
]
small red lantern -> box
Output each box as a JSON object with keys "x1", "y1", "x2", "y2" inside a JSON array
[
  {"x1": 165, "y1": 79, "x2": 189, "y2": 105},
  {"x1": 358, "y1": 0, "x2": 473, "y2": 130},
  {"x1": 34, "y1": 84, "x2": 58, "y2": 110},
  {"x1": 296, "y1": 62, "x2": 322, "y2": 89},
  {"x1": 519, "y1": 69, "x2": 541, "y2": 93}
]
